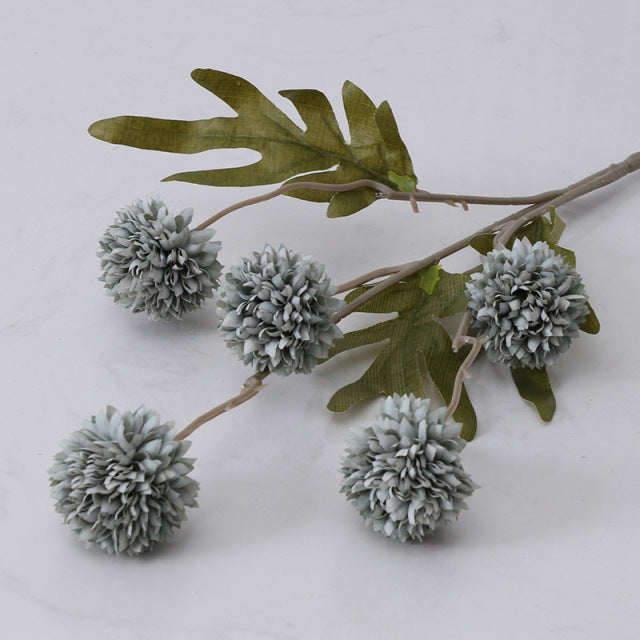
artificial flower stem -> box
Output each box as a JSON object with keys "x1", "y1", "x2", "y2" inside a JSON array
[
  {"x1": 335, "y1": 262, "x2": 418, "y2": 293},
  {"x1": 445, "y1": 336, "x2": 488, "y2": 421},
  {"x1": 332, "y1": 202, "x2": 545, "y2": 322},
  {"x1": 452, "y1": 311, "x2": 473, "y2": 352},
  {"x1": 175, "y1": 371, "x2": 269, "y2": 440},
  {"x1": 194, "y1": 179, "x2": 566, "y2": 230},
  {"x1": 336, "y1": 261, "x2": 480, "y2": 294},
  {"x1": 181, "y1": 152, "x2": 640, "y2": 434},
  {"x1": 333, "y1": 151, "x2": 640, "y2": 322}
]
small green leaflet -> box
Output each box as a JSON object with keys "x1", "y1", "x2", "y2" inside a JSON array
[
  {"x1": 511, "y1": 366, "x2": 556, "y2": 422},
  {"x1": 418, "y1": 264, "x2": 442, "y2": 294},
  {"x1": 580, "y1": 302, "x2": 600, "y2": 334},
  {"x1": 388, "y1": 171, "x2": 417, "y2": 192},
  {"x1": 469, "y1": 207, "x2": 574, "y2": 263},
  {"x1": 324, "y1": 268, "x2": 478, "y2": 441},
  {"x1": 88, "y1": 69, "x2": 417, "y2": 218}
]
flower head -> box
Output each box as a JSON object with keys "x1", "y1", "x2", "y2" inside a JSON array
[
  {"x1": 50, "y1": 406, "x2": 198, "y2": 556},
  {"x1": 466, "y1": 238, "x2": 589, "y2": 368},
  {"x1": 99, "y1": 197, "x2": 222, "y2": 320},
  {"x1": 218, "y1": 244, "x2": 342, "y2": 376},
  {"x1": 341, "y1": 394, "x2": 476, "y2": 542}
]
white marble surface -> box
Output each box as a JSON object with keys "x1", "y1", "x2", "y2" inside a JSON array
[{"x1": 2, "y1": 1, "x2": 640, "y2": 638}]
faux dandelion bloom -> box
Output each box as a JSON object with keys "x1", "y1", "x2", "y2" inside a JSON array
[
  {"x1": 466, "y1": 238, "x2": 589, "y2": 368},
  {"x1": 218, "y1": 244, "x2": 342, "y2": 376},
  {"x1": 98, "y1": 197, "x2": 222, "y2": 320},
  {"x1": 341, "y1": 394, "x2": 476, "y2": 542},
  {"x1": 50, "y1": 406, "x2": 198, "y2": 556}
]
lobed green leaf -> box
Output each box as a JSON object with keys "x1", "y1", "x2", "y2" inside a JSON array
[
  {"x1": 325, "y1": 269, "x2": 477, "y2": 439},
  {"x1": 89, "y1": 69, "x2": 417, "y2": 218}
]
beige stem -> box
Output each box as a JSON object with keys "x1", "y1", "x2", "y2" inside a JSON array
[
  {"x1": 333, "y1": 152, "x2": 640, "y2": 322},
  {"x1": 174, "y1": 371, "x2": 269, "y2": 441},
  {"x1": 194, "y1": 179, "x2": 566, "y2": 230},
  {"x1": 445, "y1": 336, "x2": 488, "y2": 421}
]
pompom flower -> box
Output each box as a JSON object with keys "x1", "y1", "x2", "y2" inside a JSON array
[
  {"x1": 341, "y1": 394, "x2": 476, "y2": 542},
  {"x1": 218, "y1": 244, "x2": 342, "y2": 376},
  {"x1": 98, "y1": 197, "x2": 222, "y2": 320},
  {"x1": 466, "y1": 238, "x2": 589, "y2": 368},
  {"x1": 49, "y1": 406, "x2": 198, "y2": 556}
]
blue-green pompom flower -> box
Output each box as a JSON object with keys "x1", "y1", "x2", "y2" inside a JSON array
[
  {"x1": 466, "y1": 238, "x2": 589, "y2": 368},
  {"x1": 218, "y1": 244, "x2": 342, "y2": 376},
  {"x1": 341, "y1": 394, "x2": 476, "y2": 542},
  {"x1": 50, "y1": 406, "x2": 198, "y2": 556},
  {"x1": 99, "y1": 197, "x2": 222, "y2": 320}
]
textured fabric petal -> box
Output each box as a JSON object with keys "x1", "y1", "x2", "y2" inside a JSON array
[
  {"x1": 341, "y1": 394, "x2": 476, "y2": 542},
  {"x1": 49, "y1": 407, "x2": 199, "y2": 556},
  {"x1": 466, "y1": 239, "x2": 588, "y2": 368},
  {"x1": 98, "y1": 198, "x2": 222, "y2": 320},
  {"x1": 218, "y1": 244, "x2": 342, "y2": 376}
]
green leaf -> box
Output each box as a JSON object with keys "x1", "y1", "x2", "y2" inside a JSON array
[
  {"x1": 89, "y1": 69, "x2": 417, "y2": 218},
  {"x1": 518, "y1": 209, "x2": 568, "y2": 247},
  {"x1": 343, "y1": 279, "x2": 422, "y2": 314},
  {"x1": 520, "y1": 218, "x2": 550, "y2": 245},
  {"x1": 422, "y1": 269, "x2": 470, "y2": 316},
  {"x1": 327, "y1": 185, "x2": 379, "y2": 218},
  {"x1": 325, "y1": 270, "x2": 477, "y2": 440},
  {"x1": 388, "y1": 171, "x2": 417, "y2": 193},
  {"x1": 547, "y1": 206, "x2": 566, "y2": 244},
  {"x1": 510, "y1": 366, "x2": 556, "y2": 422},
  {"x1": 418, "y1": 265, "x2": 442, "y2": 295},
  {"x1": 580, "y1": 301, "x2": 600, "y2": 334},
  {"x1": 344, "y1": 269, "x2": 469, "y2": 317},
  {"x1": 469, "y1": 233, "x2": 496, "y2": 255},
  {"x1": 468, "y1": 210, "x2": 575, "y2": 266},
  {"x1": 375, "y1": 101, "x2": 415, "y2": 189},
  {"x1": 550, "y1": 243, "x2": 576, "y2": 267}
]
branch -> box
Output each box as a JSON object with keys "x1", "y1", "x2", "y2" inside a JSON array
[
  {"x1": 335, "y1": 262, "x2": 417, "y2": 294},
  {"x1": 445, "y1": 336, "x2": 488, "y2": 420},
  {"x1": 180, "y1": 152, "x2": 640, "y2": 439},
  {"x1": 194, "y1": 179, "x2": 566, "y2": 230},
  {"x1": 333, "y1": 152, "x2": 640, "y2": 322},
  {"x1": 175, "y1": 371, "x2": 269, "y2": 440}
]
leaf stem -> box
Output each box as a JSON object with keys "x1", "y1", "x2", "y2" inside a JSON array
[
  {"x1": 452, "y1": 311, "x2": 473, "y2": 352},
  {"x1": 194, "y1": 179, "x2": 566, "y2": 230},
  {"x1": 174, "y1": 371, "x2": 269, "y2": 441},
  {"x1": 333, "y1": 151, "x2": 640, "y2": 321},
  {"x1": 335, "y1": 262, "x2": 418, "y2": 294},
  {"x1": 445, "y1": 336, "x2": 488, "y2": 420}
]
